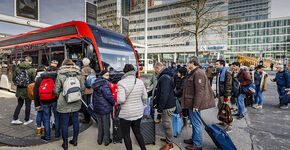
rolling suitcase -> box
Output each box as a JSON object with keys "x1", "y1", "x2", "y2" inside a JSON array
[
  {"x1": 80, "y1": 99, "x2": 98, "y2": 124},
  {"x1": 140, "y1": 99, "x2": 155, "y2": 145},
  {"x1": 196, "y1": 111, "x2": 237, "y2": 150},
  {"x1": 172, "y1": 113, "x2": 182, "y2": 137},
  {"x1": 113, "y1": 105, "x2": 122, "y2": 144}
]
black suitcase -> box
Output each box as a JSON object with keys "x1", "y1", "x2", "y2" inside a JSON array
[
  {"x1": 113, "y1": 105, "x2": 122, "y2": 144},
  {"x1": 140, "y1": 117, "x2": 155, "y2": 145},
  {"x1": 244, "y1": 94, "x2": 253, "y2": 107},
  {"x1": 80, "y1": 99, "x2": 98, "y2": 124}
]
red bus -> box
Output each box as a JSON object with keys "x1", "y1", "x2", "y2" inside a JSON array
[{"x1": 0, "y1": 21, "x2": 140, "y2": 91}]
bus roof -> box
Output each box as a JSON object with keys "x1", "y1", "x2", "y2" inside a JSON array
[{"x1": 0, "y1": 21, "x2": 94, "y2": 49}]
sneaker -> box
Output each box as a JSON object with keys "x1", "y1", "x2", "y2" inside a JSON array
[
  {"x1": 11, "y1": 119, "x2": 23, "y2": 125},
  {"x1": 224, "y1": 126, "x2": 232, "y2": 133},
  {"x1": 237, "y1": 115, "x2": 244, "y2": 120},
  {"x1": 257, "y1": 105, "x2": 263, "y2": 109},
  {"x1": 41, "y1": 136, "x2": 50, "y2": 141},
  {"x1": 252, "y1": 104, "x2": 258, "y2": 109},
  {"x1": 23, "y1": 120, "x2": 33, "y2": 125},
  {"x1": 232, "y1": 113, "x2": 240, "y2": 117},
  {"x1": 280, "y1": 105, "x2": 288, "y2": 109}
]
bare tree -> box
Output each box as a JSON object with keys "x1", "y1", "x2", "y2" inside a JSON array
[{"x1": 171, "y1": 0, "x2": 233, "y2": 56}]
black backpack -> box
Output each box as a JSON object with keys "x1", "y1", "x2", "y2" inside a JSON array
[{"x1": 14, "y1": 69, "x2": 30, "y2": 87}]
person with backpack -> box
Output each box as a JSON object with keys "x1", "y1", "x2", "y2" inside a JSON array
[
  {"x1": 181, "y1": 56, "x2": 215, "y2": 150},
  {"x1": 47, "y1": 60, "x2": 59, "y2": 72},
  {"x1": 174, "y1": 67, "x2": 188, "y2": 127},
  {"x1": 148, "y1": 62, "x2": 176, "y2": 150},
  {"x1": 250, "y1": 65, "x2": 268, "y2": 109},
  {"x1": 117, "y1": 64, "x2": 147, "y2": 150},
  {"x1": 11, "y1": 56, "x2": 36, "y2": 125},
  {"x1": 91, "y1": 70, "x2": 115, "y2": 146},
  {"x1": 34, "y1": 65, "x2": 59, "y2": 141},
  {"x1": 80, "y1": 58, "x2": 96, "y2": 124},
  {"x1": 215, "y1": 60, "x2": 233, "y2": 132},
  {"x1": 271, "y1": 65, "x2": 290, "y2": 109},
  {"x1": 53, "y1": 59, "x2": 84, "y2": 150},
  {"x1": 34, "y1": 65, "x2": 46, "y2": 136}
]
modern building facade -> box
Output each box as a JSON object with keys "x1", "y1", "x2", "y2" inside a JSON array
[
  {"x1": 129, "y1": 0, "x2": 228, "y2": 64},
  {"x1": 228, "y1": 0, "x2": 271, "y2": 23}
]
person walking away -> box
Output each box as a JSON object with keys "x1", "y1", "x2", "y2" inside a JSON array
[
  {"x1": 53, "y1": 59, "x2": 84, "y2": 150},
  {"x1": 91, "y1": 70, "x2": 115, "y2": 146},
  {"x1": 205, "y1": 63, "x2": 215, "y2": 87},
  {"x1": 34, "y1": 65, "x2": 46, "y2": 136},
  {"x1": 169, "y1": 62, "x2": 177, "y2": 76},
  {"x1": 174, "y1": 67, "x2": 188, "y2": 127},
  {"x1": 270, "y1": 63, "x2": 274, "y2": 71},
  {"x1": 76, "y1": 55, "x2": 83, "y2": 68},
  {"x1": 251, "y1": 65, "x2": 268, "y2": 109},
  {"x1": 117, "y1": 64, "x2": 147, "y2": 150},
  {"x1": 270, "y1": 65, "x2": 290, "y2": 109},
  {"x1": 11, "y1": 56, "x2": 36, "y2": 125},
  {"x1": 181, "y1": 56, "x2": 215, "y2": 150},
  {"x1": 148, "y1": 62, "x2": 176, "y2": 150},
  {"x1": 236, "y1": 65, "x2": 253, "y2": 119},
  {"x1": 34, "y1": 66, "x2": 59, "y2": 141},
  {"x1": 146, "y1": 71, "x2": 161, "y2": 122},
  {"x1": 215, "y1": 60, "x2": 233, "y2": 131},
  {"x1": 80, "y1": 58, "x2": 96, "y2": 124}
]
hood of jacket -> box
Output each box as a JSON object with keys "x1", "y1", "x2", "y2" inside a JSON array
[
  {"x1": 58, "y1": 65, "x2": 81, "y2": 74},
  {"x1": 47, "y1": 65, "x2": 58, "y2": 72},
  {"x1": 92, "y1": 77, "x2": 107, "y2": 89},
  {"x1": 157, "y1": 68, "x2": 172, "y2": 79},
  {"x1": 19, "y1": 62, "x2": 31, "y2": 69},
  {"x1": 41, "y1": 71, "x2": 57, "y2": 79}
]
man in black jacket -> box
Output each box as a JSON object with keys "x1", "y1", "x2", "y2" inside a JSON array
[{"x1": 148, "y1": 62, "x2": 176, "y2": 150}]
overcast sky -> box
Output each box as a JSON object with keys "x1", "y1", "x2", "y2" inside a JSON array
[{"x1": 271, "y1": 0, "x2": 290, "y2": 18}]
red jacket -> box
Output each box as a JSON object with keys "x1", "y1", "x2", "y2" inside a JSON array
[{"x1": 237, "y1": 70, "x2": 252, "y2": 86}]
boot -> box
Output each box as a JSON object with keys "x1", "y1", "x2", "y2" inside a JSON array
[
  {"x1": 37, "y1": 128, "x2": 41, "y2": 136},
  {"x1": 41, "y1": 127, "x2": 45, "y2": 135},
  {"x1": 62, "y1": 140, "x2": 68, "y2": 150},
  {"x1": 69, "y1": 137, "x2": 78, "y2": 146},
  {"x1": 183, "y1": 117, "x2": 188, "y2": 127}
]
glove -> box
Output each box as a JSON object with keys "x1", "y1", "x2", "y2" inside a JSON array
[{"x1": 224, "y1": 97, "x2": 229, "y2": 102}]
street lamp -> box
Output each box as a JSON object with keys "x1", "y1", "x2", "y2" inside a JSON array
[{"x1": 144, "y1": 0, "x2": 148, "y2": 74}]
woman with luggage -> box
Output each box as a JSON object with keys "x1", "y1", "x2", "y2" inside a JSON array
[
  {"x1": 53, "y1": 59, "x2": 84, "y2": 150},
  {"x1": 117, "y1": 64, "x2": 148, "y2": 150},
  {"x1": 91, "y1": 70, "x2": 115, "y2": 146}
]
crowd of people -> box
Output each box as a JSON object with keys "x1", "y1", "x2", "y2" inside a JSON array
[{"x1": 8, "y1": 55, "x2": 290, "y2": 150}]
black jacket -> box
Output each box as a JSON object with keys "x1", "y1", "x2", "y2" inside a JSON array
[
  {"x1": 216, "y1": 70, "x2": 232, "y2": 97},
  {"x1": 148, "y1": 68, "x2": 176, "y2": 113},
  {"x1": 174, "y1": 76, "x2": 186, "y2": 98},
  {"x1": 34, "y1": 72, "x2": 58, "y2": 107}
]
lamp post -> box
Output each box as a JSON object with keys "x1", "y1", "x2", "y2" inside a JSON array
[{"x1": 144, "y1": 0, "x2": 148, "y2": 74}]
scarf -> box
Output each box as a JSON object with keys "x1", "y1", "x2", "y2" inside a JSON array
[{"x1": 217, "y1": 67, "x2": 227, "y2": 82}]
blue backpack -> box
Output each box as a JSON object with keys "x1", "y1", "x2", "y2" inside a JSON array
[{"x1": 86, "y1": 70, "x2": 96, "y2": 88}]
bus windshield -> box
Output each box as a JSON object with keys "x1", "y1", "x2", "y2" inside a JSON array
[{"x1": 89, "y1": 25, "x2": 137, "y2": 72}]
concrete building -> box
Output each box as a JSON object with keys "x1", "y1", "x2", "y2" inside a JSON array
[
  {"x1": 0, "y1": 0, "x2": 97, "y2": 35},
  {"x1": 129, "y1": 0, "x2": 228, "y2": 64}
]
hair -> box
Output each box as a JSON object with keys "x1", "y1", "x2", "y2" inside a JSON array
[
  {"x1": 257, "y1": 65, "x2": 263, "y2": 70},
  {"x1": 123, "y1": 64, "x2": 135, "y2": 73},
  {"x1": 37, "y1": 65, "x2": 46, "y2": 72},
  {"x1": 82, "y1": 57, "x2": 90, "y2": 66},
  {"x1": 51, "y1": 60, "x2": 58, "y2": 65},
  {"x1": 61, "y1": 59, "x2": 75, "y2": 66},
  {"x1": 187, "y1": 56, "x2": 199, "y2": 66},
  {"x1": 232, "y1": 62, "x2": 240, "y2": 67},
  {"x1": 154, "y1": 62, "x2": 164, "y2": 68},
  {"x1": 216, "y1": 60, "x2": 225, "y2": 66},
  {"x1": 171, "y1": 62, "x2": 176, "y2": 67},
  {"x1": 178, "y1": 67, "x2": 187, "y2": 76},
  {"x1": 25, "y1": 56, "x2": 32, "y2": 62}
]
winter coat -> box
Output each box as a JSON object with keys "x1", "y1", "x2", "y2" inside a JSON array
[
  {"x1": 251, "y1": 71, "x2": 268, "y2": 92},
  {"x1": 174, "y1": 76, "x2": 186, "y2": 98},
  {"x1": 216, "y1": 69, "x2": 232, "y2": 97},
  {"x1": 148, "y1": 68, "x2": 176, "y2": 113},
  {"x1": 53, "y1": 65, "x2": 84, "y2": 113},
  {"x1": 231, "y1": 70, "x2": 240, "y2": 98},
  {"x1": 237, "y1": 69, "x2": 252, "y2": 86},
  {"x1": 91, "y1": 77, "x2": 115, "y2": 115},
  {"x1": 146, "y1": 72, "x2": 157, "y2": 89},
  {"x1": 34, "y1": 72, "x2": 58, "y2": 107},
  {"x1": 273, "y1": 70, "x2": 290, "y2": 88},
  {"x1": 181, "y1": 67, "x2": 215, "y2": 110},
  {"x1": 82, "y1": 65, "x2": 96, "y2": 95},
  {"x1": 117, "y1": 71, "x2": 148, "y2": 120},
  {"x1": 13, "y1": 62, "x2": 36, "y2": 99},
  {"x1": 205, "y1": 66, "x2": 215, "y2": 78},
  {"x1": 169, "y1": 67, "x2": 176, "y2": 77}
]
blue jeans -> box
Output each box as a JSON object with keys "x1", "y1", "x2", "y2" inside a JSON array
[
  {"x1": 277, "y1": 86, "x2": 287, "y2": 105},
  {"x1": 237, "y1": 94, "x2": 245, "y2": 116},
  {"x1": 149, "y1": 98, "x2": 154, "y2": 120},
  {"x1": 60, "y1": 112, "x2": 79, "y2": 142},
  {"x1": 254, "y1": 86, "x2": 263, "y2": 105},
  {"x1": 36, "y1": 110, "x2": 44, "y2": 128},
  {"x1": 42, "y1": 102, "x2": 60, "y2": 139},
  {"x1": 188, "y1": 110, "x2": 202, "y2": 147}
]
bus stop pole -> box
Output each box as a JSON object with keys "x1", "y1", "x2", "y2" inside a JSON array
[{"x1": 144, "y1": 0, "x2": 148, "y2": 74}]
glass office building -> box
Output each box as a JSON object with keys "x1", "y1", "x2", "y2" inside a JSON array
[{"x1": 227, "y1": 16, "x2": 290, "y2": 62}]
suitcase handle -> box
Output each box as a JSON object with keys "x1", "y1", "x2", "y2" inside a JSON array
[
  {"x1": 195, "y1": 110, "x2": 208, "y2": 127},
  {"x1": 80, "y1": 98, "x2": 88, "y2": 108}
]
